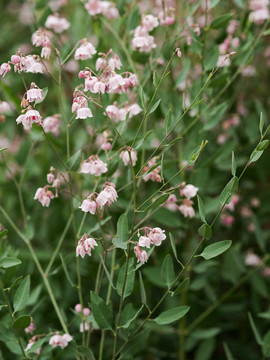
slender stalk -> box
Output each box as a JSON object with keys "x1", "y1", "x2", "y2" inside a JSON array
[{"x1": 0, "y1": 205, "x2": 69, "y2": 333}]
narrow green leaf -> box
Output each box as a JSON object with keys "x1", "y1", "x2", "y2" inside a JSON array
[
  {"x1": 210, "y1": 14, "x2": 232, "y2": 29},
  {"x1": 153, "y1": 70, "x2": 159, "y2": 88},
  {"x1": 0, "y1": 229, "x2": 8, "y2": 239},
  {"x1": 154, "y1": 306, "x2": 190, "y2": 325},
  {"x1": 198, "y1": 223, "x2": 212, "y2": 240},
  {"x1": 98, "y1": 253, "x2": 116, "y2": 289},
  {"x1": 248, "y1": 312, "x2": 263, "y2": 345},
  {"x1": 139, "y1": 271, "x2": 147, "y2": 305},
  {"x1": 256, "y1": 139, "x2": 269, "y2": 151},
  {"x1": 121, "y1": 303, "x2": 144, "y2": 329},
  {"x1": 192, "y1": 98, "x2": 206, "y2": 108},
  {"x1": 117, "y1": 259, "x2": 135, "y2": 299},
  {"x1": 68, "y1": 149, "x2": 82, "y2": 171},
  {"x1": 0, "y1": 257, "x2": 21, "y2": 268},
  {"x1": 165, "y1": 109, "x2": 172, "y2": 134},
  {"x1": 143, "y1": 194, "x2": 170, "y2": 212},
  {"x1": 7, "y1": 276, "x2": 23, "y2": 292},
  {"x1": 134, "y1": 130, "x2": 153, "y2": 149},
  {"x1": 0, "y1": 147, "x2": 8, "y2": 153},
  {"x1": 13, "y1": 275, "x2": 30, "y2": 313},
  {"x1": 148, "y1": 99, "x2": 161, "y2": 115},
  {"x1": 161, "y1": 254, "x2": 175, "y2": 288},
  {"x1": 219, "y1": 176, "x2": 239, "y2": 205},
  {"x1": 173, "y1": 278, "x2": 190, "y2": 297},
  {"x1": 139, "y1": 86, "x2": 145, "y2": 109},
  {"x1": 259, "y1": 112, "x2": 264, "y2": 137},
  {"x1": 90, "y1": 291, "x2": 113, "y2": 331},
  {"x1": 198, "y1": 240, "x2": 232, "y2": 260},
  {"x1": 169, "y1": 233, "x2": 178, "y2": 262},
  {"x1": 117, "y1": 214, "x2": 129, "y2": 243},
  {"x1": 231, "y1": 151, "x2": 236, "y2": 176},
  {"x1": 223, "y1": 343, "x2": 236, "y2": 360},
  {"x1": 13, "y1": 315, "x2": 31, "y2": 330},
  {"x1": 197, "y1": 195, "x2": 206, "y2": 223},
  {"x1": 250, "y1": 150, "x2": 264, "y2": 163},
  {"x1": 60, "y1": 254, "x2": 76, "y2": 287}
]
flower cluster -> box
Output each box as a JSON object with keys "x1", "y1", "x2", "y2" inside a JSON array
[
  {"x1": 32, "y1": 27, "x2": 53, "y2": 59},
  {"x1": 142, "y1": 157, "x2": 161, "y2": 182},
  {"x1": 249, "y1": 0, "x2": 269, "y2": 24},
  {"x1": 34, "y1": 167, "x2": 62, "y2": 207},
  {"x1": 25, "y1": 335, "x2": 42, "y2": 355},
  {"x1": 76, "y1": 233, "x2": 98, "y2": 258},
  {"x1": 134, "y1": 227, "x2": 167, "y2": 264},
  {"x1": 79, "y1": 182, "x2": 118, "y2": 214},
  {"x1": 132, "y1": 14, "x2": 159, "y2": 52},
  {"x1": 79, "y1": 155, "x2": 108, "y2": 176},
  {"x1": 120, "y1": 147, "x2": 137, "y2": 167},
  {"x1": 72, "y1": 93, "x2": 93, "y2": 119},
  {"x1": 105, "y1": 101, "x2": 142, "y2": 122},
  {"x1": 85, "y1": 0, "x2": 119, "y2": 19},
  {"x1": 49, "y1": 333, "x2": 73, "y2": 349},
  {"x1": 75, "y1": 39, "x2": 97, "y2": 60},
  {"x1": 45, "y1": 13, "x2": 70, "y2": 33},
  {"x1": 0, "y1": 52, "x2": 44, "y2": 77},
  {"x1": 75, "y1": 304, "x2": 91, "y2": 332},
  {"x1": 79, "y1": 50, "x2": 138, "y2": 95}
]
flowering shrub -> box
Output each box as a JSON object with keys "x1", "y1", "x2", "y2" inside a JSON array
[{"x1": 0, "y1": 0, "x2": 270, "y2": 359}]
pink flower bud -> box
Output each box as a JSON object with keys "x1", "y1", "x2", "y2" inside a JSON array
[
  {"x1": 75, "y1": 304, "x2": 82, "y2": 313},
  {"x1": 83, "y1": 308, "x2": 91, "y2": 316}
]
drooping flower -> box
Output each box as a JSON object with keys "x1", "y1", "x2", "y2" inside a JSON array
[
  {"x1": 76, "y1": 233, "x2": 98, "y2": 258},
  {"x1": 45, "y1": 14, "x2": 70, "y2": 33},
  {"x1": 149, "y1": 227, "x2": 166, "y2": 246},
  {"x1": 49, "y1": 333, "x2": 73, "y2": 349},
  {"x1": 96, "y1": 182, "x2": 118, "y2": 208},
  {"x1": 180, "y1": 184, "x2": 199, "y2": 199},
  {"x1": 75, "y1": 41, "x2": 97, "y2": 60},
  {"x1": 120, "y1": 148, "x2": 137, "y2": 166},
  {"x1": 134, "y1": 245, "x2": 148, "y2": 264},
  {"x1": 79, "y1": 155, "x2": 108, "y2": 176},
  {"x1": 43, "y1": 114, "x2": 61, "y2": 136},
  {"x1": 26, "y1": 83, "x2": 43, "y2": 102},
  {"x1": 34, "y1": 186, "x2": 54, "y2": 207},
  {"x1": 79, "y1": 198, "x2": 97, "y2": 215}
]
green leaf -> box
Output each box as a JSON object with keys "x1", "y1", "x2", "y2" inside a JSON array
[
  {"x1": 259, "y1": 112, "x2": 264, "y2": 137},
  {"x1": 262, "y1": 330, "x2": 270, "y2": 357},
  {"x1": 0, "y1": 257, "x2": 21, "y2": 268},
  {"x1": 250, "y1": 150, "x2": 264, "y2": 163},
  {"x1": 161, "y1": 254, "x2": 175, "y2": 288},
  {"x1": 197, "y1": 195, "x2": 206, "y2": 223},
  {"x1": 0, "y1": 229, "x2": 8, "y2": 239},
  {"x1": 35, "y1": 87, "x2": 48, "y2": 105},
  {"x1": 117, "y1": 259, "x2": 135, "y2": 299},
  {"x1": 231, "y1": 151, "x2": 236, "y2": 176},
  {"x1": 223, "y1": 343, "x2": 236, "y2": 360},
  {"x1": 248, "y1": 312, "x2": 263, "y2": 345},
  {"x1": 219, "y1": 176, "x2": 239, "y2": 205},
  {"x1": 169, "y1": 233, "x2": 179, "y2": 262},
  {"x1": 76, "y1": 346, "x2": 96, "y2": 359},
  {"x1": 153, "y1": 70, "x2": 159, "y2": 87},
  {"x1": 198, "y1": 240, "x2": 232, "y2": 260},
  {"x1": 143, "y1": 194, "x2": 170, "y2": 211},
  {"x1": 210, "y1": 14, "x2": 232, "y2": 29},
  {"x1": 120, "y1": 303, "x2": 144, "y2": 329},
  {"x1": 117, "y1": 214, "x2": 129, "y2": 243},
  {"x1": 139, "y1": 271, "x2": 147, "y2": 305},
  {"x1": 154, "y1": 306, "x2": 190, "y2": 325},
  {"x1": 173, "y1": 278, "x2": 190, "y2": 297},
  {"x1": 112, "y1": 238, "x2": 127, "y2": 249},
  {"x1": 0, "y1": 147, "x2": 8, "y2": 153},
  {"x1": 139, "y1": 86, "x2": 145, "y2": 109},
  {"x1": 204, "y1": 45, "x2": 219, "y2": 71},
  {"x1": 198, "y1": 224, "x2": 212, "y2": 240},
  {"x1": 13, "y1": 315, "x2": 31, "y2": 330},
  {"x1": 134, "y1": 130, "x2": 153, "y2": 149},
  {"x1": 148, "y1": 99, "x2": 161, "y2": 115},
  {"x1": 7, "y1": 276, "x2": 23, "y2": 292},
  {"x1": 90, "y1": 292, "x2": 113, "y2": 331},
  {"x1": 13, "y1": 275, "x2": 30, "y2": 313},
  {"x1": 256, "y1": 140, "x2": 269, "y2": 151},
  {"x1": 68, "y1": 149, "x2": 82, "y2": 171},
  {"x1": 98, "y1": 253, "x2": 116, "y2": 289},
  {"x1": 165, "y1": 109, "x2": 172, "y2": 134}
]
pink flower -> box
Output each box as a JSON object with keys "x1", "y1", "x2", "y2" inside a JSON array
[
  {"x1": 79, "y1": 199, "x2": 97, "y2": 215},
  {"x1": 25, "y1": 318, "x2": 35, "y2": 334},
  {"x1": 177, "y1": 48, "x2": 182, "y2": 58},
  {"x1": 245, "y1": 253, "x2": 261, "y2": 266},
  {"x1": 76, "y1": 107, "x2": 93, "y2": 119},
  {"x1": 164, "y1": 194, "x2": 178, "y2": 211},
  {"x1": 93, "y1": 81, "x2": 106, "y2": 94},
  {"x1": 134, "y1": 245, "x2": 148, "y2": 264},
  {"x1": 143, "y1": 157, "x2": 161, "y2": 182},
  {"x1": 25, "y1": 336, "x2": 41, "y2": 354},
  {"x1": 34, "y1": 187, "x2": 54, "y2": 207},
  {"x1": 108, "y1": 75, "x2": 125, "y2": 91},
  {"x1": 49, "y1": 333, "x2": 73, "y2": 349},
  {"x1": 26, "y1": 83, "x2": 43, "y2": 102},
  {"x1": 45, "y1": 14, "x2": 70, "y2": 33},
  {"x1": 85, "y1": 0, "x2": 103, "y2": 15},
  {"x1": 76, "y1": 234, "x2": 98, "y2": 258},
  {"x1": 149, "y1": 227, "x2": 166, "y2": 246},
  {"x1": 80, "y1": 322, "x2": 90, "y2": 332},
  {"x1": 221, "y1": 213, "x2": 235, "y2": 227},
  {"x1": 96, "y1": 182, "x2": 118, "y2": 208},
  {"x1": 0, "y1": 101, "x2": 11, "y2": 114},
  {"x1": 75, "y1": 42, "x2": 97, "y2": 60},
  {"x1": 180, "y1": 184, "x2": 199, "y2": 199},
  {"x1": 141, "y1": 15, "x2": 159, "y2": 31},
  {"x1": 41, "y1": 46, "x2": 51, "y2": 59},
  {"x1": 138, "y1": 236, "x2": 151, "y2": 248},
  {"x1": 80, "y1": 155, "x2": 108, "y2": 176},
  {"x1": 108, "y1": 55, "x2": 122, "y2": 70},
  {"x1": 0, "y1": 63, "x2": 11, "y2": 77},
  {"x1": 43, "y1": 114, "x2": 61, "y2": 136},
  {"x1": 179, "y1": 204, "x2": 195, "y2": 218},
  {"x1": 75, "y1": 303, "x2": 82, "y2": 313},
  {"x1": 83, "y1": 308, "x2": 91, "y2": 316},
  {"x1": 120, "y1": 148, "x2": 137, "y2": 166}
]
